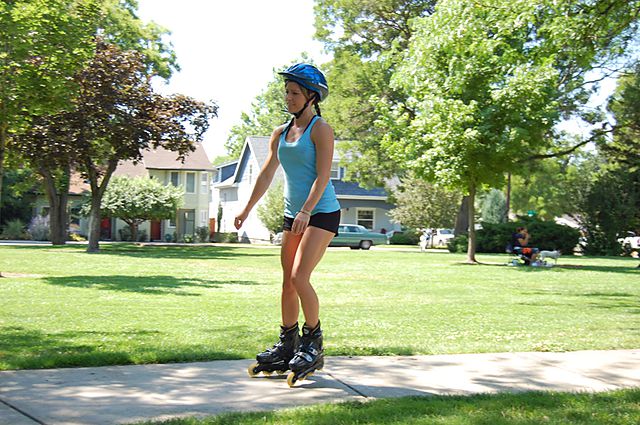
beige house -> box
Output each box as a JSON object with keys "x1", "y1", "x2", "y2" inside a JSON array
[
  {"x1": 32, "y1": 144, "x2": 214, "y2": 242},
  {"x1": 110, "y1": 144, "x2": 214, "y2": 241}
]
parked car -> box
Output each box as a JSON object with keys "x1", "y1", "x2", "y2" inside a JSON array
[
  {"x1": 618, "y1": 231, "x2": 640, "y2": 251},
  {"x1": 330, "y1": 224, "x2": 388, "y2": 250},
  {"x1": 432, "y1": 228, "x2": 455, "y2": 247}
]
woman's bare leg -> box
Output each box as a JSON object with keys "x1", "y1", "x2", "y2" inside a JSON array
[
  {"x1": 290, "y1": 226, "x2": 335, "y2": 328},
  {"x1": 280, "y1": 230, "x2": 302, "y2": 327}
]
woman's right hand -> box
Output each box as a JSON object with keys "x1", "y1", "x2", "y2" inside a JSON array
[{"x1": 234, "y1": 210, "x2": 249, "y2": 230}]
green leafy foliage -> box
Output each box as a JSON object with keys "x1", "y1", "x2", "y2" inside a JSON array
[
  {"x1": 479, "y1": 189, "x2": 507, "y2": 224},
  {"x1": 11, "y1": 40, "x2": 217, "y2": 252},
  {"x1": 388, "y1": 176, "x2": 460, "y2": 229},
  {"x1": 376, "y1": 0, "x2": 640, "y2": 261},
  {"x1": 605, "y1": 63, "x2": 640, "y2": 168},
  {"x1": 99, "y1": 176, "x2": 184, "y2": 242},
  {"x1": 579, "y1": 167, "x2": 640, "y2": 255},
  {"x1": 257, "y1": 181, "x2": 284, "y2": 236}
]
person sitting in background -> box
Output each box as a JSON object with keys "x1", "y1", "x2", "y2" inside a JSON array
[{"x1": 512, "y1": 226, "x2": 539, "y2": 265}]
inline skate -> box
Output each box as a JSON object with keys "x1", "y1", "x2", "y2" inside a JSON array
[
  {"x1": 248, "y1": 323, "x2": 299, "y2": 377},
  {"x1": 287, "y1": 322, "x2": 324, "y2": 387}
]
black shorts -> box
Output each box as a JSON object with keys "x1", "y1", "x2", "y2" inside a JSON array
[{"x1": 283, "y1": 210, "x2": 341, "y2": 236}]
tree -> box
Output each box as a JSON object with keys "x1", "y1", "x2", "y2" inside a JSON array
[
  {"x1": 479, "y1": 189, "x2": 507, "y2": 224},
  {"x1": 388, "y1": 176, "x2": 460, "y2": 230},
  {"x1": 2, "y1": 0, "x2": 181, "y2": 244},
  {"x1": 257, "y1": 181, "x2": 284, "y2": 238},
  {"x1": 378, "y1": 0, "x2": 640, "y2": 262},
  {"x1": 226, "y1": 70, "x2": 289, "y2": 157},
  {"x1": 99, "y1": 176, "x2": 184, "y2": 242},
  {"x1": 605, "y1": 62, "x2": 640, "y2": 169},
  {"x1": 579, "y1": 166, "x2": 640, "y2": 255},
  {"x1": 0, "y1": 0, "x2": 99, "y2": 226},
  {"x1": 226, "y1": 59, "x2": 313, "y2": 157},
  {"x1": 12, "y1": 41, "x2": 217, "y2": 252},
  {"x1": 314, "y1": 1, "x2": 437, "y2": 188}
]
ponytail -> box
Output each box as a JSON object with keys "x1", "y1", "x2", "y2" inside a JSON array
[{"x1": 314, "y1": 102, "x2": 322, "y2": 117}]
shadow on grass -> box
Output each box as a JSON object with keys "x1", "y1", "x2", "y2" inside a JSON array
[
  {"x1": 42, "y1": 275, "x2": 260, "y2": 296},
  {"x1": 0, "y1": 326, "x2": 246, "y2": 370},
  {"x1": 2, "y1": 243, "x2": 277, "y2": 260},
  {"x1": 137, "y1": 388, "x2": 640, "y2": 425},
  {"x1": 474, "y1": 260, "x2": 639, "y2": 274}
]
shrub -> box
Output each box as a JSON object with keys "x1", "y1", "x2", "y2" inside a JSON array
[
  {"x1": 195, "y1": 226, "x2": 210, "y2": 243},
  {"x1": 28, "y1": 215, "x2": 50, "y2": 241},
  {"x1": 183, "y1": 234, "x2": 194, "y2": 243},
  {"x1": 1, "y1": 219, "x2": 27, "y2": 240},
  {"x1": 476, "y1": 219, "x2": 581, "y2": 254},
  {"x1": 119, "y1": 226, "x2": 133, "y2": 241},
  {"x1": 448, "y1": 234, "x2": 468, "y2": 253},
  {"x1": 137, "y1": 229, "x2": 148, "y2": 242},
  {"x1": 389, "y1": 230, "x2": 420, "y2": 245},
  {"x1": 213, "y1": 232, "x2": 238, "y2": 243}
]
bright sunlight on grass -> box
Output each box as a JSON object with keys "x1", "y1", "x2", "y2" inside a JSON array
[
  {"x1": 0, "y1": 244, "x2": 638, "y2": 370},
  {"x1": 138, "y1": 388, "x2": 640, "y2": 425}
]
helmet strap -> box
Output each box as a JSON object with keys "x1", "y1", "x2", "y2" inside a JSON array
[{"x1": 291, "y1": 93, "x2": 317, "y2": 119}]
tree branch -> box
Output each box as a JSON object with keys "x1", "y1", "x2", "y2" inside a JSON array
[{"x1": 520, "y1": 126, "x2": 614, "y2": 162}]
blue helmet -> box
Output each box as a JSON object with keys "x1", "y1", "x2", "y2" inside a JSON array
[{"x1": 279, "y1": 63, "x2": 329, "y2": 102}]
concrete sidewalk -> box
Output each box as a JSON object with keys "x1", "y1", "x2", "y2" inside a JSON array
[{"x1": 1, "y1": 349, "x2": 638, "y2": 425}]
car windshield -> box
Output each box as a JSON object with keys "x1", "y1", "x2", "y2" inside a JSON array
[{"x1": 440, "y1": 229, "x2": 453, "y2": 234}]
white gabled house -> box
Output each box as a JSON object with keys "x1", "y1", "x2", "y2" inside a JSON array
[{"x1": 212, "y1": 136, "x2": 400, "y2": 243}]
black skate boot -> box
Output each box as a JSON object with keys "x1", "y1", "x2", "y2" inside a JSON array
[
  {"x1": 248, "y1": 323, "x2": 299, "y2": 377},
  {"x1": 287, "y1": 322, "x2": 324, "y2": 387}
]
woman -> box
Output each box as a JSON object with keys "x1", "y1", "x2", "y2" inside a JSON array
[{"x1": 234, "y1": 63, "x2": 340, "y2": 386}]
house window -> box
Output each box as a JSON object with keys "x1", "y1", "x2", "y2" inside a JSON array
[
  {"x1": 170, "y1": 172, "x2": 179, "y2": 187},
  {"x1": 201, "y1": 173, "x2": 208, "y2": 192},
  {"x1": 200, "y1": 210, "x2": 207, "y2": 226},
  {"x1": 330, "y1": 162, "x2": 340, "y2": 179},
  {"x1": 357, "y1": 209, "x2": 375, "y2": 230},
  {"x1": 186, "y1": 172, "x2": 195, "y2": 193},
  {"x1": 168, "y1": 217, "x2": 176, "y2": 228},
  {"x1": 248, "y1": 164, "x2": 253, "y2": 185}
]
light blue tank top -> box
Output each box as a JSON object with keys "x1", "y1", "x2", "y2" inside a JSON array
[{"x1": 278, "y1": 116, "x2": 340, "y2": 218}]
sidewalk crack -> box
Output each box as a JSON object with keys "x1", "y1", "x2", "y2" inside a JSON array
[
  {"x1": 326, "y1": 372, "x2": 369, "y2": 399},
  {"x1": 0, "y1": 397, "x2": 48, "y2": 425}
]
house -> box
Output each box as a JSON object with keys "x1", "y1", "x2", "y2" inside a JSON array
[
  {"x1": 32, "y1": 143, "x2": 214, "y2": 242},
  {"x1": 212, "y1": 136, "x2": 400, "y2": 243},
  {"x1": 110, "y1": 144, "x2": 214, "y2": 241}
]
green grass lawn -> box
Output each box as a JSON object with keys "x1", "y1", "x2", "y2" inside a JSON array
[
  {"x1": 138, "y1": 388, "x2": 640, "y2": 425},
  {"x1": 0, "y1": 243, "x2": 638, "y2": 370}
]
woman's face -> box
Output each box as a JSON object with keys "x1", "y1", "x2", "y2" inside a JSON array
[{"x1": 285, "y1": 81, "x2": 309, "y2": 113}]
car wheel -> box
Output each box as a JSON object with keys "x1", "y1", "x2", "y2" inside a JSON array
[{"x1": 360, "y1": 240, "x2": 372, "y2": 250}]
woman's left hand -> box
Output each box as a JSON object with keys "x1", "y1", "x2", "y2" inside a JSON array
[{"x1": 292, "y1": 212, "x2": 310, "y2": 234}]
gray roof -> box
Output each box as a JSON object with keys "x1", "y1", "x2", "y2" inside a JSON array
[{"x1": 115, "y1": 144, "x2": 213, "y2": 176}]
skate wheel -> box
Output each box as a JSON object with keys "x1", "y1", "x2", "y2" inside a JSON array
[
  {"x1": 262, "y1": 370, "x2": 273, "y2": 376},
  {"x1": 247, "y1": 362, "x2": 259, "y2": 377},
  {"x1": 287, "y1": 372, "x2": 297, "y2": 387},
  {"x1": 276, "y1": 369, "x2": 287, "y2": 375}
]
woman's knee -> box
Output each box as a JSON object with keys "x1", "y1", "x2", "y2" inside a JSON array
[
  {"x1": 290, "y1": 270, "x2": 310, "y2": 289},
  {"x1": 282, "y1": 279, "x2": 297, "y2": 294}
]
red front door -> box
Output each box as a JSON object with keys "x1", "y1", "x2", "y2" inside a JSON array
[
  {"x1": 150, "y1": 220, "x2": 161, "y2": 241},
  {"x1": 100, "y1": 218, "x2": 112, "y2": 240}
]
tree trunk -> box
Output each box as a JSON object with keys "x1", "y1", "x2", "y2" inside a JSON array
[
  {"x1": 87, "y1": 194, "x2": 102, "y2": 252},
  {"x1": 86, "y1": 159, "x2": 118, "y2": 253},
  {"x1": 41, "y1": 168, "x2": 70, "y2": 245},
  {"x1": 454, "y1": 196, "x2": 470, "y2": 236},
  {"x1": 466, "y1": 183, "x2": 477, "y2": 264},
  {"x1": 505, "y1": 172, "x2": 511, "y2": 222},
  {"x1": 0, "y1": 122, "x2": 6, "y2": 227},
  {"x1": 131, "y1": 222, "x2": 138, "y2": 242}
]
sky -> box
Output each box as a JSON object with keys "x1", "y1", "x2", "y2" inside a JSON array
[{"x1": 136, "y1": 0, "x2": 330, "y2": 160}]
